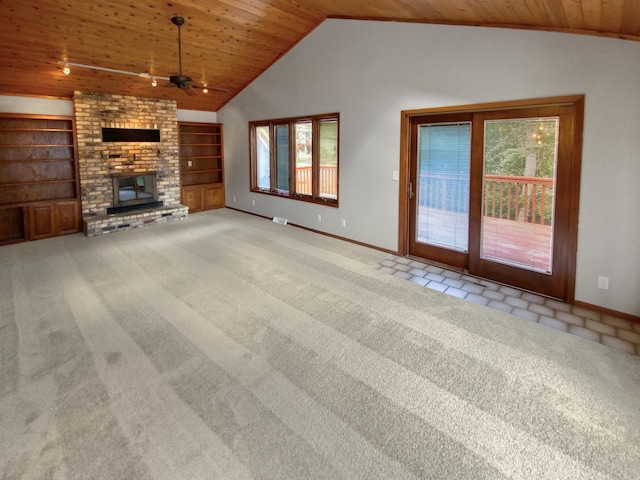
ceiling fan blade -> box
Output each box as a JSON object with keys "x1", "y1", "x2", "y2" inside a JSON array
[{"x1": 183, "y1": 87, "x2": 197, "y2": 96}]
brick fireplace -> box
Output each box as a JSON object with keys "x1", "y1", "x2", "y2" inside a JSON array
[{"x1": 73, "y1": 91, "x2": 187, "y2": 235}]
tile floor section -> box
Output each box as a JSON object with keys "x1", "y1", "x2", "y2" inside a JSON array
[{"x1": 378, "y1": 255, "x2": 640, "y2": 356}]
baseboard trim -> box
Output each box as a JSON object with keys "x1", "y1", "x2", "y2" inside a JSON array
[
  {"x1": 225, "y1": 206, "x2": 397, "y2": 255},
  {"x1": 574, "y1": 301, "x2": 640, "y2": 324},
  {"x1": 225, "y1": 207, "x2": 638, "y2": 323},
  {"x1": 288, "y1": 222, "x2": 397, "y2": 255}
]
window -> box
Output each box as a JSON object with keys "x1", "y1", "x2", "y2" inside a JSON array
[{"x1": 250, "y1": 113, "x2": 339, "y2": 205}]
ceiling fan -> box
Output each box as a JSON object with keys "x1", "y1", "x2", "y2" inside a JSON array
[
  {"x1": 168, "y1": 15, "x2": 227, "y2": 95},
  {"x1": 57, "y1": 15, "x2": 228, "y2": 95}
]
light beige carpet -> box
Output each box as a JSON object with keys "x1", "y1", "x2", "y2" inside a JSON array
[{"x1": 1, "y1": 208, "x2": 639, "y2": 479}]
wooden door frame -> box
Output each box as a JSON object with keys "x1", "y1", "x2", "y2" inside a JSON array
[{"x1": 398, "y1": 95, "x2": 584, "y2": 302}]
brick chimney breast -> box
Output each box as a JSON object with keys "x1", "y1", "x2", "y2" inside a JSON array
[{"x1": 73, "y1": 91, "x2": 181, "y2": 216}]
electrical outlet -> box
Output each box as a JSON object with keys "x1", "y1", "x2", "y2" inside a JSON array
[
  {"x1": 341, "y1": 219, "x2": 346, "y2": 228},
  {"x1": 233, "y1": 196, "x2": 236, "y2": 202},
  {"x1": 597, "y1": 276, "x2": 609, "y2": 290},
  {"x1": 252, "y1": 199, "x2": 255, "y2": 206},
  {"x1": 317, "y1": 214, "x2": 322, "y2": 222},
  {"x1": 187, "y1": 160, "x2": 193, "y2": 167}
]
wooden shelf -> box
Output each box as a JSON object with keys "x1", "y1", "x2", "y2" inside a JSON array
[
  {"x1": 179, "y1": 143, "x2": 222, "y2": 146},
  {"x1": 179, "y1": 122, "x2": 225, "y2": 212},
  {"x1": 181, "y1": 168, "x2": 223, "y2": 174},
  {"x1": 181, "y1": 173, "x2": 222, "y2": 186},
  {"x1": 180, "y1": 131, "x2": 220, "y2": 135},
  {"x1": 0, "y1": 158, "x2": 75, "y2": 163},
  {"x1": 0, "y1": 144, "x2": 75, "y2": 148},
  {"x1": 179, "y1": 125, "x2": 222, "y2": 132},
  {"x1": 0, "y1": 196, "x2": 78, "y2": 209},
  {"x1": 0, "y1": 113, "x2": 80, "y2": 244},
  {"x1": 0, "y1": 179, "x2": 76, "y2": 187},
  {"x1": 0, "y1": 117, "x2": 72, "y2": 129}
]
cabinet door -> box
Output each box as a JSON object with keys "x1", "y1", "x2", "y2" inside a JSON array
[
  {"x1": 0, "y1": 207, "x2": 25, "y2": 243},
  {"x1": 182, "y1": 186, "x2": 203, "y2": 212},
  {"x1": 204, "y1": 185, "x2": 225, "y2": 210},
  {"x1": 56, "y1": 200, "x2": 80, "y2": 235},
  {"x1": 29, "y1": 204, "x2": 55, "y2": 240}
]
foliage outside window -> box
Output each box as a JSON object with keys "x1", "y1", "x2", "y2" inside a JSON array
[
  {"x1": 483, "y1": 118, "x2": 558, "y2": 226},
  {"x1": 250, "y1": 113, "x2": 339, "y2": 206}
]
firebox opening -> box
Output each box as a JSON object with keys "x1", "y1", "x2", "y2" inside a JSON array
[{"x1": 107, "y1": 173, "x2": 163, "y2": 214}]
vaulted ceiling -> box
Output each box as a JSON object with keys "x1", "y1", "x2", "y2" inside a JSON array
[{"x1": 1, "y1": 0, "x2": 639, "y2": 111}]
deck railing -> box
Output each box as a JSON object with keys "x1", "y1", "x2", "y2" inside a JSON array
[
  {"x1": 484, "y1": 175, "x2": 553, "y2": 225},
  {"x1": 295, "y1": 165, "x2": 338, "y2": 197},
  {"x1": 295, "y1": 169, "x2": 552, "y2": 224},
  {"x1": 417, "y1": 174, "x2": 554, "y2": 225}
]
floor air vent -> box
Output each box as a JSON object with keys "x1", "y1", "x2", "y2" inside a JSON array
[{"x1": 272, "y1": 217, "x2": 288, "y2": 225}]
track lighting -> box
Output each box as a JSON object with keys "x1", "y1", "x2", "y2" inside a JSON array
[{"x1": 54, "y1": 60, "x2": 228, "y2": 93}]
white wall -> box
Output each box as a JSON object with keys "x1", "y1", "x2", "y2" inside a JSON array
[
  {"x1": 0, "y1": 95, "x2": 217, "y2": 123},
  {"x1": 0, "y1": 95, "x2": 73, "y2": 115},
  {"x1": 218, "y1": 19, "x2": 640, "y2": 316},
  {"x1": 176, "y1": 109, "x2": 217, "y2": 123}
]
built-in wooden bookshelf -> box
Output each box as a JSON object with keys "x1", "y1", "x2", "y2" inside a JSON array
[
  {"x1": 0, "y1": 114, "x2": 80, "y2": 244},
  {"x1": 179, "y1": 122, "x2": 225, "y2": 213}
]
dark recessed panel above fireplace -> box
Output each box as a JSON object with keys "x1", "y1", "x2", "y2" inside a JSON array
[{"x1": 102, "y1": 128, "x2": 161, "y2": 143}]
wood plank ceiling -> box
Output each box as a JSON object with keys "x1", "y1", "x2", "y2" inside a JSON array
[{"x1": 0, "y1": 0, "x2": 639, "y2": 112}]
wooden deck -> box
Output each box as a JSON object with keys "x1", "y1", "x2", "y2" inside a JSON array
[
  {"x1": 417, "y1": 209, "x2": 552, "y2": 273},
  {"x1": 481, "y1": 217, "x2": 552, "y2": 273}
]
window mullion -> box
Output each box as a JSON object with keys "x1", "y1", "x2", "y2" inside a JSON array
[
  {"x1": 289, "y1": 122, "x2": 296, "y2": 195},
  {"x1": 250, "y1": 126, "x2": 257, "y2": 190},
  {"x1": 311, "y1": 118, "x2": 320, "y2": 199},
  {"x1": 269, "y1": 124, "x2": 276, "y2": 192}
]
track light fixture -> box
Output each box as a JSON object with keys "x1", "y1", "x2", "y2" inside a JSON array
[
  {"x1": 55, "y1": 60, "x2": 228, "y2": 93},
  {"x1": 56, "y1": 60, "x2": 169, "y2": 82}
]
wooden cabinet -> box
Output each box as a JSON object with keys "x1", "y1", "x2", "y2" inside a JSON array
[
  {"x1": 29, "y1": 203, "x2": 55, "y2": 240},
  {"x1": 181, "y1": 183, "x2": 225, "y2": 213},
  {"x1": 0, "y1": 199, "x2": 80, "y2": 243},
  {"x1": 0, "y1": 206, "x2": 25, "y2": 244},
  {"x1": 179, "y1": 122, "x2": 225, "y2": 212},
  {"x1": 26, "y1": 200, "x2": 80, "y2": 240},
  {"x1": 0, "y1": 114, "x2": 80, "y2": 245},
  {"x1": 204, "y1": 184, "x2": 224, "y2": 210},
  {"x1": 56, "y1": 200, "x2": 80, "y2": 235},
  {"x1": 181, "y1": 185, "x2": 204, "y2": 213}
]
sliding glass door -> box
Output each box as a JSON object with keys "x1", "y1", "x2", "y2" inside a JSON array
[
  {"x1": 408, "y1": 101, "x2": 581, "y2": 300},
  {"x1": 409, "y1": 114, "x2": 472, "y2": 268},
  {"x1": 479, "y1": 117, "x2": 558, "y2": 273}
]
